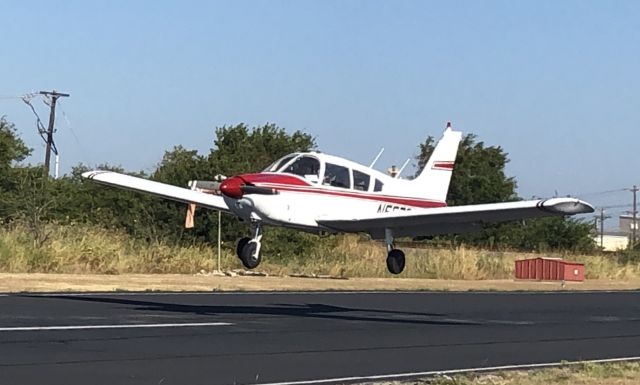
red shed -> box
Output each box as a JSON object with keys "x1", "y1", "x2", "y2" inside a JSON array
[{"x1": 515, "y1": 257, "x2": 585, "y2": 282}]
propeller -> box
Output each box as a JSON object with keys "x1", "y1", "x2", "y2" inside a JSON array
[{"x1": 185, "y1": 175, "x2": 280, "y2": 229}]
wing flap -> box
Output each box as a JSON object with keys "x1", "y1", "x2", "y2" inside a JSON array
[
  {"x1": 317, "y1": 198, "x2": 594, "y2": 239},
  {"x1": 82, "y1": 171, "x2": 230, "y2": 212}
]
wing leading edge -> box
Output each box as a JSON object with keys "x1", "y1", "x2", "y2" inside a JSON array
[
  {"x1": 317, "y1": 198, "x2": 594, "y2": 239},
  {"x1": 82, "y1": 171, "x2": 229, "y2": 212}
]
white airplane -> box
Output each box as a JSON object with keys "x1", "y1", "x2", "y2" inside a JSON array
[{"x1": 83, "y1": 123, "x2": 594, "y2": 274}]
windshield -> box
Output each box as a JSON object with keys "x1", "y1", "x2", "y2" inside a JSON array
[
  {"x1": 263, "y1": 154, "x2": 297, "y2": 172},
  {"x1": 282, "y1": 155, "x2": 321, "y2": 180}
]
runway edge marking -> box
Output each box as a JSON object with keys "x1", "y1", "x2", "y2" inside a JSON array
[
  {"x1": 0, "y1": 322, "x2": 232, "y2": 332},
  {"x1": 259, "y1": 356, "x2": 640, "y2": 385}
]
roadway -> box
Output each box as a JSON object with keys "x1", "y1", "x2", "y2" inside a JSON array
[{"x1": 0, "y1": 290, "x2": 639, "y2": 384}]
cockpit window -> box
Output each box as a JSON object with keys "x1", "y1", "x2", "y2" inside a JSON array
[
  {"x1": 282, "y1": 156, "x2": 321, "y2": 182},
  {"x1": 374, "y1": 179, "x2": 384, "y2": 192},
  {"x1": 353, "y1": 170, "x2": 371, "y2": 191},
  {"x1": 264, "y1": 154, "x2": 297, "y2": 172},
  {"x1": 323, "y1": 163, "x2": 351, "y2": 189}
]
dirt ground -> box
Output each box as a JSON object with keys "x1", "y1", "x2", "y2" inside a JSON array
[
  {"x1": 386, "y1": 361, "x2": 640, "y2": 385},
  {"x1": 1, "y1": 273, "x2": 640, "y2": 293}
]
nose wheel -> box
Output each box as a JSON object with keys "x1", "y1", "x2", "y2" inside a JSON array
[{"x1": 236, "y1": 224, "x2": 263, "y2": 269}]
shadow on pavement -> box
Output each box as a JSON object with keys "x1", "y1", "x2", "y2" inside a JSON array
[{"x1": 25, "y1": 295, "x2": 479, "y2": 326}]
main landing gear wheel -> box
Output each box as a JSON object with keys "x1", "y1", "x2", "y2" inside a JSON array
[{"x1": 386, "y1": 249, "x2": 405, "y2": 275}]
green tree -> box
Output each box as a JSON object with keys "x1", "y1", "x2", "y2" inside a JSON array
[
  {"x1": 208, "y1": 123, "x2": 315, "y2": 176},
  {"x1": 50, "y1": 164, "x2": 162, "y2": 241},
  {"x1": 0, "y1": 117, "x2": 31, "y2": 171},
  {"x1": 0, "y1": 117, "x2": 33, "y2": 221},
  {"x1": 516, "y1": 216, "x2": 595, "y2": 252},
  {"x1": 0, "y1": 117, "x2": 31, "y2": 191}
]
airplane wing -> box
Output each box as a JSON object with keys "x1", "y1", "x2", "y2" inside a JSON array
[
  {"x1": 82, "y1": 171, "x2": 230, "y2": 212},
  {"x1": 316, "y1": 198, "x2": 594, "y2": 239}
]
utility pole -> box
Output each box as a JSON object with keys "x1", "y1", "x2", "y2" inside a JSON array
[
  {"x1": 596, "y1": 208, "x2": 611, "y2": 249},
  {"x1": 40, "y1": 90, "x2": 70, "y2": 176},
  {"x1": 632, "y1": 185, "x2": 638, "y2": 249},
  {"x1": 218, "y1": 211, "x2": 222, "y2": 272}
]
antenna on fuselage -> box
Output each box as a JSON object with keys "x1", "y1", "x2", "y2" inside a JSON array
[
  {"x1": 395, "y1": 158, "x2": 411, "y2": 178},
  {"x1": 369, "y1": 148, "x2": 384, "y2": 168}
]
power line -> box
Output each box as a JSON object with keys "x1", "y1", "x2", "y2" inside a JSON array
[
  {"x1": 573, "y1": 188, "x2": 628, "y2": 198},
  {"x1": 597, "y1": 203, "x2": 632, "y2": 210},
  {"x1": 0, "y1": 93, "x2": 38, "y2": 100},
  {"x1": 56, "y1": 101, "x2": 94, "y2": 167},
  {"x1": 21, "y1": 94, "x2": 48, "y2": 143}
]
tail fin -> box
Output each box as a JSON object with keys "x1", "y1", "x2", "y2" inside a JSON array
[{"x1": 413, "y1": 122, "x2": 462, "y2": 203}]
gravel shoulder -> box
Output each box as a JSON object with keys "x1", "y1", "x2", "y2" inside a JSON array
[
  {"x1": 388, "y1": 361, "x2": 640, "y2": 385},
  {"x1": 2, "y1": 273, "x2": 640, "y2": 293}
]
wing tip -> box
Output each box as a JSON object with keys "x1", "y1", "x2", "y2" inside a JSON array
[
  {"x1": 541, "y1": 197, "x2": 595, "y2": 215},
  {"x1": 82, "y1": 170, "x2": 113, "y2": 180}
]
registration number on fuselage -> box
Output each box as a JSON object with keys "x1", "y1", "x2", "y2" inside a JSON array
[{"x1": 377, "y1": 203, "x2": 412, "y2": 213}]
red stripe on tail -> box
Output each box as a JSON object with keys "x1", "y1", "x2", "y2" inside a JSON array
[{"x1": 432, "y1": 161, "x2": 454, "y2": 170}]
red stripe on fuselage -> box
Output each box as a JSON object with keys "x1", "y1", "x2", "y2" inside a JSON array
[
  {"x1": 236, "y1": 172, "x2": 446, "y2": 208},
  {"x1": 239, "y1": 173, "x2": 311, "y2": 186},
  {"x1": 259, "y1": 183, "x2": 446, "y2": 208}
]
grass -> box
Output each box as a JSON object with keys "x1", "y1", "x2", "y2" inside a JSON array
[
  {"x1": 1, "y1": 223, "x2": 639, "y2": 279},
  {"x1": 397, "y1": 361, "x2": 640, "y2": 385}
]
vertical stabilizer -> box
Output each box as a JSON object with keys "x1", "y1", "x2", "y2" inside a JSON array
[{"x1": 413, "y1": 122, "x2": 462, "y2": 203}]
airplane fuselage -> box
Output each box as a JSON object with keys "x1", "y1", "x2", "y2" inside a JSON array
[{"x1": 220, "y1": 170, "x2": 446, "y2": 232}]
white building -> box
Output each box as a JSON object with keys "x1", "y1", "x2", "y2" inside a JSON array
[
  {"x1": 619, "y1": 214, "x2": 639, "y2": 235},
  {"x1": 593, "y1": 231, "x2": 629, "y2": 252}
]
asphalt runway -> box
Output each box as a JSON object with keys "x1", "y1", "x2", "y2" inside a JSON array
[{"x1": 1, "y1": 290, "x2": 639, "y2": 385}]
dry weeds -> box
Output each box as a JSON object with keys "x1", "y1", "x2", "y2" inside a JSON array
[{"x1": 1, "y1": 224, "x2": 639, "y2": 283}]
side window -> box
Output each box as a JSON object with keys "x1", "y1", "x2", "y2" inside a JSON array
[
  {"x1": 282, "y1": 156, "x2": 321, "y2": 181},
  {"x1": 323, "y1": 163, "x2": 351, "y2": 189},
  {"x1": 352, "y1": 170, "x2": 371, "y2": 191},
  {"x1": 374, "y1": 179, "x2": 383, "y2": 192}
]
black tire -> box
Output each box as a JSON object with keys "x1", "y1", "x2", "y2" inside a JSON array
[
  {"x1": 236, "y1": 237, "x2": 251, "y2": 259},
  {"x1": 386, "y1": 249, "x2": 405, "y2": 275},
  {"x1": 239, "y1": 241, "x2": 261, "y2": 269}
]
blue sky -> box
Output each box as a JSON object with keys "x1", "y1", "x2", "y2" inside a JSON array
[{"x1": 1, "y1": 1, "x2": 638, "y2": 220}]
